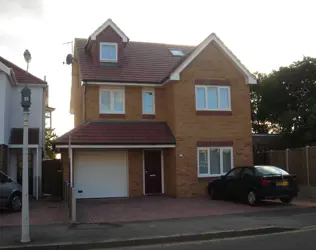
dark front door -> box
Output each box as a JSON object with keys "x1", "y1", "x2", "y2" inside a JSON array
[{"x1": 144, "y1": 150, "x2": 162, "y2": 194}]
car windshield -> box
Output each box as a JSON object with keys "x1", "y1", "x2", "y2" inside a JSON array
[{"x1": 255, "y1": 166, "x2": 289, "y2": 176}]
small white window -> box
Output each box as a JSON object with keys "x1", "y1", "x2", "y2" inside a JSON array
[
  {"x1": 169, "y1": 49, "x2": 185, "y2": 57},
  {"x1": 100, "y1": 42, "x2": 118, "y2": 62},
  {"x1": 142, "y1": 89, "x2": 155, "y2": 114},
  {"x1": 99, "y1": 89, "x2": 125, "y2": 114},
  {"x1": 195, "y1": 85, "x2": 231, "y2": 111},
  {"x1": 198, "y1": 147, "x2": 233, "y2": 177}
]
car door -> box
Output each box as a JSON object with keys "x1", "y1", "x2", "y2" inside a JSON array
[
  {"x1": 239, "y1": 168, "x2": 256, "y2": 199},
  {"x1": 0, "y1": 172, "x2": 11, "y2": 205},
  {"x1": 224, "y1": 168, "x2": 243, "y2": 199}
]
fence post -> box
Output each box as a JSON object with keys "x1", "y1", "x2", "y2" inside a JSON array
[
  {"x1": 306, "y1": 146, "x2": 310, "y2": 186},
  {"x1": 286, "y1": 149, "x2": 289, "y2": 172},
  {"x1": 71, "y1": 187, "x2": 76, "y2": 223}
]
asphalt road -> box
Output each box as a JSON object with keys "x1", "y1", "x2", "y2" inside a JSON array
[{"x1": 110, "y1": 227, "x2": 316, "y2": 250}]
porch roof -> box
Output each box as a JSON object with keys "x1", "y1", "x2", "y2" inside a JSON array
[{"x1": 55, "y1": 120, "x2": 176, "y2": 146}]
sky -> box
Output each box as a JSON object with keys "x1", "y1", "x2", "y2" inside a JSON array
[{"x1": 0, "y1": 0, "x2": 315, "y2": 136}]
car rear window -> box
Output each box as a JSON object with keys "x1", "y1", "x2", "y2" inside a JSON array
[{"x1": 255, "y1": 166, "x2": 289, "y2": 176}]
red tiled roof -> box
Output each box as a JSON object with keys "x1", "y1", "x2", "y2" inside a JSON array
[
  {"x1": 76, "y1": 38, "x2": 195, "y2": 83},
  {"x1": 55, "y1": 121, "x2": 175, "y2": 145},
  {"x1": 0, "y1": 56, "x2": 46, "y2": 84}
]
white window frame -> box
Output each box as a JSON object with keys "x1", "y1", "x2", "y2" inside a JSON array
[
  {"x1": 100, "y1": 42, "x2": 118, "y2": 62},
  {"x1": 142, "y1": 88, "x2": 155, "y2": 114},
  {"x1": 99, "y1": 88, "x2": 125, "y2": 114},
  {"x1": 195, "y1": 85, "x2": 231, "y2": 111},
  {"x1": 197, "y1": 147, "x2": 234, "y2": 177}
]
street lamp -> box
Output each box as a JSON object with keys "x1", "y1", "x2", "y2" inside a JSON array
[{"x1": 20, "y1": 49, "x2": 32, "y2": 243}]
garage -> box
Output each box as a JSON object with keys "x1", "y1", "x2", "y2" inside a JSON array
[{"x1": 74, "y1": 151, "x2": 128, "y2": 199}]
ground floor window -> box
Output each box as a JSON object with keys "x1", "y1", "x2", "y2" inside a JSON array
[{"x1": 197, "y1": 147, "x2": 233, "y2": 177}]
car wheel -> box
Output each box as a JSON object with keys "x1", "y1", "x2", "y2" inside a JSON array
[
  {"x1": 280, "y1": 197, "x2": 293, "y2": 204},
  {"x1": 9, "y1": 193, "x2": 22, "y2": 212},
  {"x1": 247, "y1": 190, "x2": 257, "y2": 206},
  {"x1": 208, "y1": 186, "x2": 218, "y2": 200}
]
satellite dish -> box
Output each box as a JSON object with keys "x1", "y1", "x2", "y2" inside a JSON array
[{"x1": 65, "y1": 54, "x2": 73, "y2": 65}]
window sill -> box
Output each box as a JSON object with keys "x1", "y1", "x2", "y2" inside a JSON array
[
  {"x1": 100, "y1": 59, "x2": 118, "y2": 63},
  {"x1": 196, "y1": 110, "x2": 232, "y2": 116},
  {"x1": 99, "y1": 113, "x2": 125, "y2": 119},
  {"x1": 142, "y1": 114, "x2": 156, "y2": 119}
]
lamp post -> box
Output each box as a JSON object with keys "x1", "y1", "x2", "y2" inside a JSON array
[{"x1": 21, "y1": 49, "x2": 32, "y2": 243}]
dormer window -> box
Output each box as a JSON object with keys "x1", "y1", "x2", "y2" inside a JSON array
[
  {"x1": 169, "y1": 49, "x2": 185, "y2": 57},
  {"x1": 100, "y1": 42, "x2": 118, "y2": 62}
]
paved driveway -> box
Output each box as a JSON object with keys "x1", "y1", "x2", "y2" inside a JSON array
[
  {"x1": 76, "y1": 196, "x2": 316, "y2": 224},
  {"x1": 0, "y1": 200, "x2": 68, "y2": 227}
]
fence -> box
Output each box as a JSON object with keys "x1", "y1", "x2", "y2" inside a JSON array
[{"x1": 255, "y1": 146, "x2": 316, "y2": 186}]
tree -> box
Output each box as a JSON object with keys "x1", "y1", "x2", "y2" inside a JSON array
[
  {"x1": 251, "y1": 57, "x2": 316, "y2": 147},
  {"x1": 45, "y1": 128, "x2": 58, "y2": 159}
]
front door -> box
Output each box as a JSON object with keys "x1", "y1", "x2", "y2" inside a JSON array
[{"x1": 144, "y1": 150, "x2": 162, "y2": 194}]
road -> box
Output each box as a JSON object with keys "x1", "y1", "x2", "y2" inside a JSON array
[{"x1": 108, "y1": 227, "x2": 316, "y2": 250}]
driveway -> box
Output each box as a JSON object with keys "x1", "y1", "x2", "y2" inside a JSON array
[
  {"x1": 76, "y1": 196, "x2": 316, "y2": 224},
  {"x1": 0, "y1": 200, "x2": 68, "y2": 227}
]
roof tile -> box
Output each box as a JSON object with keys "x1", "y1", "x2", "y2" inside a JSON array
[
  {"x1": 55, "y1": 121, "x2": 175, "y2": 145},
  {"x1": 75, "y1": 39, "x2": 195, "y2": 83},
  {"x1": 0, "y1": 56, "x2": 46, "y2": 84}
]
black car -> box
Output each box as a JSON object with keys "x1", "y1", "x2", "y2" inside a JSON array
[{"x1": 207, "y1": 165, "x2": 299, "y2": 205}]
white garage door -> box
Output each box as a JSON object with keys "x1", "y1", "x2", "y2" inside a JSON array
[{"x1": 74, "y1": 151, "x2": 128, "y2": 199}]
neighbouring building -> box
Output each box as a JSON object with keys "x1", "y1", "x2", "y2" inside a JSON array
[
  {"x1": 55, "y1": 19, "x2": 257, "y2": 199},
  {"x1": 0, "y1": 56, "x2": 54, "y2": 199}
]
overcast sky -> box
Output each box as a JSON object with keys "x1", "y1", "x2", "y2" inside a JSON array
[{"x1": 0, "y1": 0, "x2": 315, "y2": 136}]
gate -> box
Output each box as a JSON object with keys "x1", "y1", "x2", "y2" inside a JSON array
[{"x1": 42, "y1": 159, "x2": 63, "y2": 198}]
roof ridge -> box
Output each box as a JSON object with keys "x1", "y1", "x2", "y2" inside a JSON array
[
  {"x1": 0, "y1": 56, "x2": 46, "y2": 84},
  {"x1": 74, "y1": 37, "x2": 195, "y2": 48},
  {"x1": 128, "y1": 41, "x2": 196, "y2": 48}
]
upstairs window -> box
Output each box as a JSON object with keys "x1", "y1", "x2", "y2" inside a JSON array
[
  {"x1": 142, "y1": 89, "x2": 155, "y2": 114},
  {"x1": 99, "y1": 89, "x2": 124, "y2": 114},
  {"x1": 195, "y1": 85, "x2": 231, "y2": 111},
  {"x1": 169, "y1": 49, "x2": 185, "y2": 56},
  {"x1": 100, "y1": 42, "x2": 118, "y2": 62}
]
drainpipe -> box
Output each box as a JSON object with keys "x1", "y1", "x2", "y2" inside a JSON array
[{"x1": 82, "y1": 81, "x2": 87, "y2": 123}]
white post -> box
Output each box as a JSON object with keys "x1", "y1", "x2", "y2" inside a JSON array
[
  {"x1": 286, "y1": 149, "x2": 289, "y2": 172},
  {"x1": 69, "y1": 148, "x2": 73, "y2": 187},
  {"x1": 306, "y1": 146, "x2": 310, "y2": 186},
  {"x1": 21, "y1": 111, "x2": 30, "y2": 243}
]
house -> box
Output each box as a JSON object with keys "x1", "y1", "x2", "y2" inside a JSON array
[
  {"x1": 0, "y1": 56, "x2": 54, "y2": 199},
  {"x1": 55, "y1": 19, "x2": 256, "y2": 199}
]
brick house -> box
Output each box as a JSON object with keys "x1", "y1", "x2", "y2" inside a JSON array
[{"x1": 55, "y1": 19, "x2": 257, "y2": 199}]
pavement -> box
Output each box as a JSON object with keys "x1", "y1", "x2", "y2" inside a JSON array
[
  {"x1": 112, "y1": 226, "x2": 316, "y2": 250},
  {"x1": 1, "y1": 205, "x2": 316, "y2": 250}
]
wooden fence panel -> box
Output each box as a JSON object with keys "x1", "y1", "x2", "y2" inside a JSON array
[
  {"x1": 270, "y1": 151, "x2": 286, "y2": 170},
  {"x1": 309, "y1": 147, "x2": 316, "y2": 186},
  {"x1": 289, "y1": 148, "x2": 306, "y2": 185}
]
